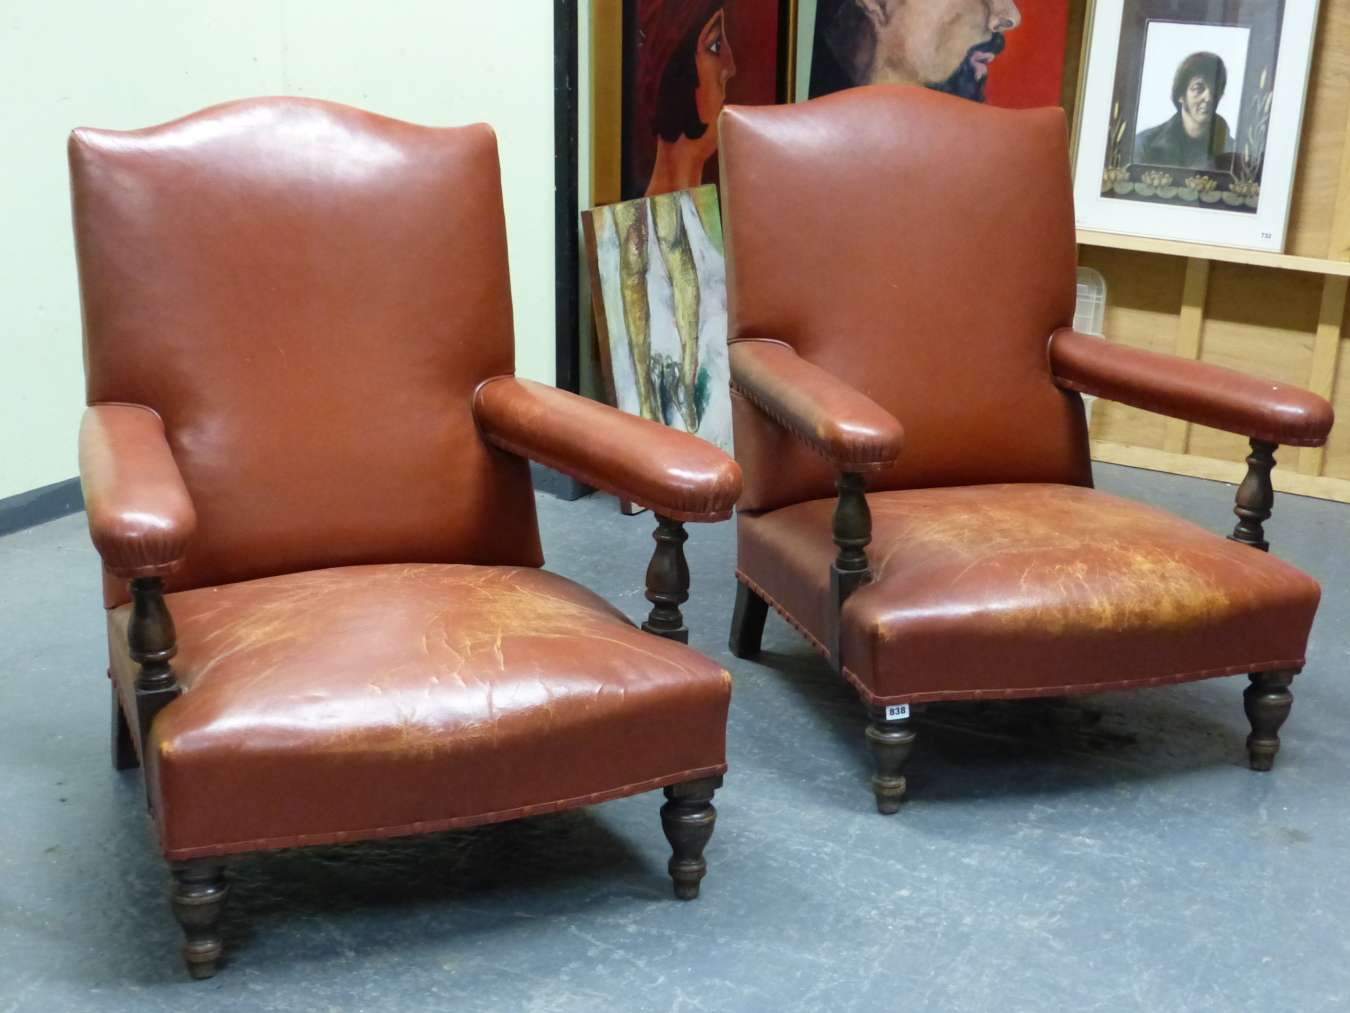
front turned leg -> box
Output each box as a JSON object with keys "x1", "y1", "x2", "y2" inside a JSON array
[
  {"x1": 660, "y1": 775, "x2": 721, "y2": 899},
  {"x1": 1229, "y1": 438, "x2": 1277, "y2": 552},
  {"x1": 867, "y1": 705, "x2": 915, "y2": 814},
  {"x1": 1245, "y1": 669, "x2": 1297, "y2": 771},
  {"x1": 729, "y1": 581, "x2": 769, "y2": 658},
  {"x1": 642, "y1": 515, "x2": 690, "y2": 643},
  {"x1": 170, "y1": 861, "x2": 229, "y2": 979},
  {"x1": 128, "y1": 576, "x2": 181, "y2": 747}
]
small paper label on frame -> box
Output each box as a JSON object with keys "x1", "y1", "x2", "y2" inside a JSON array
[{"x1": 885, "y1": 704, "x2": 910, "y2": 721}]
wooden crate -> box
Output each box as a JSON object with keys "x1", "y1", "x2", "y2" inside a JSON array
[{"x1": 1063, "y1": 0, "x2": 1350, "y2": 503}]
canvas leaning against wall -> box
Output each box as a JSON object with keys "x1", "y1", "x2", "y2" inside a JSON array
[
  {"x1": 795, "y1": 0, "x2": 1070, "y2": 107},
  {"x1": 582, "y1": 185, "x2": 734, "y2": 457},
  {"x1": 1072, "y1": 0, "x2": 1320, "y2": 252}
]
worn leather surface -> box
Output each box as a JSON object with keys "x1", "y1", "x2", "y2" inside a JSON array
[
  {"x1": 72, "y1": 97, "x2": 542, "y2": 607},
  {"x1": 108, "y1": 563, "x2": 731, "y2": 859},
  {"x1": 719, "y1": 87, "x2": 1092, "y2": 513},
  {"x1": 79, "y1": 404, "x2": 196, "y2": 577},
  {"x1": 728, "y1": 339, "x2": 903, "y2": 475},
  {"x1": 475, "y1": 377, "x2": 741, "y2": 522},
  {"x1": 738, "y1": 485, "x2": 1319, "y2": 705},
  {"x1": 1050, "y1": 329, "x2": 1335, "y2": 447}
]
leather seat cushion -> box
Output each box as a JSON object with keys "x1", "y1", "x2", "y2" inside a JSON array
[
  {"x1": 737, "y1": 484, "x2": 1320, "y2": 705},
  {"x1": 109, "y1": 563, "x2": 730, "y2": 860}
]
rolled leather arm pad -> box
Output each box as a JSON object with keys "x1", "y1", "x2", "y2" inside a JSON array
[
  {"x1": 79, "y1": 404, "x2": 197, "y2": 577},
  {"x1": 1050, "y1": 329, "x2": 1334, "y2": 447},
  {"x1": 729, "y1": 338, "x2": 904, "y2": 469},
  {"x1": 473, "y1": 376, "x2": 742, "y2": 522}
]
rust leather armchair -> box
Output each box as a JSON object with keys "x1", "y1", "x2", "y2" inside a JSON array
[
  {"x1": 72, "y1": 97, "x2": 741, "y2": 978},
  {"x1": 717, "y1": 87, "x2": 1333, "y2": 814}
]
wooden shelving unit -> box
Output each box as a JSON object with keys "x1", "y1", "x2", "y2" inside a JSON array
[{"x1": 1066, "y1": 0, "x2": 1350, "y2": 505}]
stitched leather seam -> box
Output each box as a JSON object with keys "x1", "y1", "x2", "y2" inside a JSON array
[
  {"x1": 736, "y1": 571, "x2": 831, "y2": 658},
  {"x1": 839, "y1": 660, "x2": 1307, "y2": 708},
  {"x1": 730, "y1": 381, "x2": 895, "y2": 470},
  {"x1": 1053, "y1": 376, "x2": 1325, "y2": 448},
  {"x1": 160, "y1": 763, "x2": 730, "y2": 861}
]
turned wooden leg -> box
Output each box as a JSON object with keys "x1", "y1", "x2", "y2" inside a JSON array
[
  {"x1": 660, "y1": 775, "x2": 721, "y2": 899},
  {"x1": 867, "y1": 705, "x2": 915, "y2": 814},
  {"x1": 729, "y1": 581, "x2": 769, "y2": 659},
  {"x1": 827, "y1": 471, "x2": 872, "y2": 671},
  {"x1": 128, "y1": 576, "x2": 181, "y2": 748},
  {"x1": 1245, "y1": 669, "x2": 1297, "y2": 771},
  {"x1": 1229, "y1": 439, "x2": 1277, "y2": 552},
  {"x1": 111, "y1": 685, "x2": 139, "y2": 771},
  {"x1": 642, "y1": 515, "x2": 691, "y2": 643},
  {"x1": 170, "y1": 862, "x2": 229, "y2": 979}
]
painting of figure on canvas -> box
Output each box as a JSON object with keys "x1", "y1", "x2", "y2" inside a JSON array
[{"x1": 582, "y1": 184, "x2": 733, "y2": 457}]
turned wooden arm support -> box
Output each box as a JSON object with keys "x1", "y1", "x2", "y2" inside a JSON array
[
  {"x1": 474, "y1": 376, "x2": 742, "y2": 642},
  {"x1": 728, "y1": 339, "x2": 904, "y2": 666},
  {"x1": 79, "y1": 404, "x2": 195, "y2": 741},
  {"x1": 1049, "y1": 329, "x2": 1336, "y2": 552}
]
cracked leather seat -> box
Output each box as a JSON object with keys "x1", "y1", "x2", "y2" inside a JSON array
[
  {"x1": 108, "y1": 564, "x2": 730, "y2": 860},
  {"x1": 737, "y1": 484, "x2": 1319, "y2": 703},
  {"x1": 72, "y1": 96, "x2": 740, "y2": 978}
]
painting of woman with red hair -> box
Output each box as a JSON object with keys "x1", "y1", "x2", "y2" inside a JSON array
[{"x1": 622, "y1": 0, "x2": 779, "y2": 200}]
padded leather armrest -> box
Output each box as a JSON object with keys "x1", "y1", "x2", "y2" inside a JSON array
[
  {"x1": 473, "y1": 377, "x2": 742, "y2": 522},
  {"x1": 728, "y1": 338, "x2": 904, "y2": 470},
  {"x1": 79, "y1": 404, "x2": 197, "y2": 578},
  {"x1": 1050, "y1": 329, "x2": 1334, "y2": 447}
]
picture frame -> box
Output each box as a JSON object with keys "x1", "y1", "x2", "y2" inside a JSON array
[
  {"x1": 590, "y1": 0, "x2": 786, "y2": 208},
  {"x1": 581, "y1": 184, "x2": 734, "y2": 459},
  {"x1": 791, "y1": 0, "x2": 1071, "y2": 108},
  {"x1": 1071, "y1": 0, "x2": 1320, "y2": 253}
]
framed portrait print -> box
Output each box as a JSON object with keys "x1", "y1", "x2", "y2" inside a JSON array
[
  {"x1": 792, "y1": 0, "x2": 1071, "y2": 108},
  {"x1": 1072, "y1": 0, "x2": 1320, "y2": 252},
  {"x1": 620, "y1": 0, "x2": 782, "y2": 200}
]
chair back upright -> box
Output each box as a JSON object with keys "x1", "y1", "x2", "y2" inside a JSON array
[
  {"x1": 719, "y1": 86, "x2": 1093, "y2": 513},
  {"x1": 71, "y1": 98, "x2": 542, "y2": 603}
]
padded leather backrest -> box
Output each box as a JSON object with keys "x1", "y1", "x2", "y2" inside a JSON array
[
  {"x1": 72, "y1": 98, "x2": 543, "y2": 599},
  {"x1": 719, "y1": 86, "x2": 1093, "y2": 513}
]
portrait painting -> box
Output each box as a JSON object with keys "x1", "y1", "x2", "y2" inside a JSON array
[
  {"x1": 796, "y1": 0, "x2": 1070, "y2": 108},
  {"x1": 621, "y1": 0, "x2": 780, "y2": 201},
  {"x1": 582, "y1": 185, "x2": 734, "y2": 457},
  {"x1": 1073, "y1": 0, "x2": 1319, "y2": 252}
]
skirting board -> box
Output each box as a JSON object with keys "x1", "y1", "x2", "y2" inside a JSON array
[
  {"x1": 0, "y1": 477, "x2": 84, "y2": 537},
  {"x1": 1091, "y1": 440, "x2": 1350, "y2": 505}
]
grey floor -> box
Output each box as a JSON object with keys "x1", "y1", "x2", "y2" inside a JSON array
[{"x1": 2, "y1": 462, "x2": 1348, "y2": 1012}]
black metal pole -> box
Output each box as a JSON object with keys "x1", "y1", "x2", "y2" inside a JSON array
[{"x1": 554, "y1": 0, "x2": 581, "y2": 394}]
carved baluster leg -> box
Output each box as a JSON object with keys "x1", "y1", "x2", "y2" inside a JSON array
[
  {"x1": 660, "y1": 775, "x2": 721, "y2": 899},
  {"x1": 170, "y1": 861, "x2": 229, "y2": 979},
  {"x1": 1229, "y1": 439, "x2": 1277, "y2": 552},
  {"x1": 826, "y1": 471, "x2": 873, "y2": 671},
  {"x1": 867, "y1": 705, "x2": 915, "y2": 814},
  {"x1": 111, "y1": 685, "x2": 139, "y2": 771},
  {"x1": 1245, "y1": 668, "x2": 1297, "y2": 771},
  {"x1": 128, "y1": 576, "x2": 181, "y2": 747},
  {"x1": 729, "y1": 581, "x2": 769, "y2": 658},
  {"x1": 642, "y1": 515, "x2": 690, "y2": 643}
]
